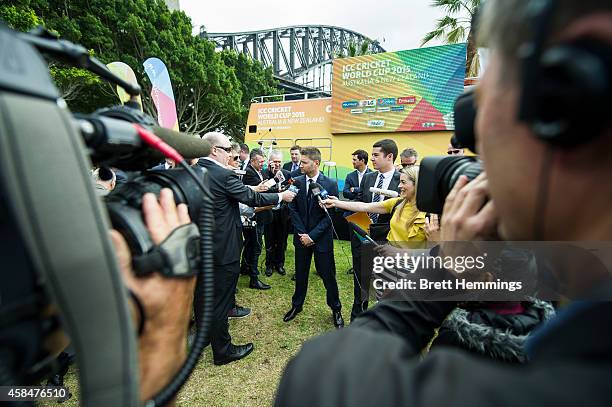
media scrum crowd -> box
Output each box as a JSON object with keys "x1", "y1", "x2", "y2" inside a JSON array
[{"x1": 2, "y1": 0, "x2": 612, "y2": 406}]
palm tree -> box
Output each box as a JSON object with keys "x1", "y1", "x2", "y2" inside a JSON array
[
  {"x1": 336, "y1": 39, "x2": 372, "y2": 58},
  {"x1": 421, "y1": 0, "x2": 481, "y2": 77}
]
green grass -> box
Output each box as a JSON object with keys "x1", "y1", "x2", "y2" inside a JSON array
[{"x1": 41, "y1": 238, "x2": 355, "y2": 407}]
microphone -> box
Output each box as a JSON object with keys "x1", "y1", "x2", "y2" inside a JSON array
[
  {"x1": 369, "y1": 187, "x2": 399, "y2": 198},
  {"x1": 350, "y1": 223, "x2": 379, "y2": 246},
  {"x1": 77, "y1": 116, "x2": 211, "y2": 170},
  {"x1": 310, "y1": 182, "x2": 331, "y2": 216}
]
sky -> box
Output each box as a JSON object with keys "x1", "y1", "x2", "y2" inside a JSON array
[{"x1": 179, "y1": 0, "x2": 453, "y2": 52}]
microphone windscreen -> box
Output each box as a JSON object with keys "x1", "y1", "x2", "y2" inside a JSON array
[{"x1": 151, "y1": 126, "x2": 211, "y2": 158}]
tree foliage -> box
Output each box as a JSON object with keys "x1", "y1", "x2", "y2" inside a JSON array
[
  {"x1": 0, "y1": 0, "x2": 278, "y2": 138},
  {"x1": 421, "y1": 0, "x2": 481, "y2": 77}
]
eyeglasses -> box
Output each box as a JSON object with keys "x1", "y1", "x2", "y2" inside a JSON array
[
  {"x1": 447, "y1": 149, "x2": 463, "y2": 155},
  {"x1": 401, "y1": 163, "x2": 416, "y2": 168},
  {"x1": 232, "y1": 156, "x2": 239, "y2": 161},
  {"x1": 215, "y1": 145, "x2": 233, "y2": 153}
]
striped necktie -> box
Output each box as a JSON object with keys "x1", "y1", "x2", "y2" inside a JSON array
[{"x1": 369, "y1": 174, "x2": 385, "y2": 223}]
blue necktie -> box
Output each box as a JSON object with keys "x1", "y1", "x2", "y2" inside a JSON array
[{"x1": 369, "y1": 174, "x2": 384, "y2": 223}]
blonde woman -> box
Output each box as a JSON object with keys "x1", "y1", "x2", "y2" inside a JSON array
[{"x1": 322, "y1": 166, "x2": 426, "y2": 246}]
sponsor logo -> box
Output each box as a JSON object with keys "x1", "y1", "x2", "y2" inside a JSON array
[
  {"x1": 397, "y1": 96, "x2": 417, "y2": 105},
  {"x1": 391, "y1": 105, "x2": 405, "y2": 112},
  {"x1": 351, "y1": 109, "x2": 364, "y2": 114},
  {"x1": 364, "y1": 107, "x2": 376, "y2": 113},
  {"x1": 377, "y1": 97, "x2": 396, "y2": 106},
  {"x1": 367, "y1": 120, "x2": 385, "y2": 127},
  {"x1": 359, "y1": 99, "x2": 376, "y2": 107},
  {"x1": 377, "y1": 107, "x2": 391, "y2": 113},
  {"x1": 342, "y1": 101, "x2": 359, "y2": 109}
]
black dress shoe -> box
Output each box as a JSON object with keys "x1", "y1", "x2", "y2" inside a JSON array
[
  {"x1": 283, "y1": 305, "x2": 303, "y2": 322},
  {"x1": 265, "y1": 267, "x2": 274, "y2": 277},
  {"x1": 277, "y1": 266, "x2": 286, "y2": 276},
  {"x1": 333, "y1": 310, "x2": 345, "y2": 328},
  {"x1": 249, "y1": 278, "x2": 271, "y2": 290},
  {"x1": 213, "y1": 343, "x2": 254, "y2": 366},
  {"x1": 228, "y1": 305, "x2": 251, "y2": 319}
]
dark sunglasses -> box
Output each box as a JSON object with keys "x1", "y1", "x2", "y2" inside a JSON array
[
  {"x1": 447, "y1": 149, "x2": 462, "y2": 155},
  {"x1": 215, "y1": 145, "x2": 233, "y2": 153},
  {"x1": 232, "y1": 155, "x2": 239, "y2": 161}
]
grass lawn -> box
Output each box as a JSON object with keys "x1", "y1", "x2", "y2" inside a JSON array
[{"x1": 43, "y1": 238, "x2": 355, "y2": 407}]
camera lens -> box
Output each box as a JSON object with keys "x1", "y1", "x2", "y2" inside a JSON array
[{"x1": 416, "y1": 156, "x2": 483, "y2": 214}]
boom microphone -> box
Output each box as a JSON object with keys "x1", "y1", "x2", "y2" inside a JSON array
[
  {"x1": 369, "y1": 187, "x2": 399, "y2": 198},
  {"x1": 77, "y1": 115, "x2": 211, "y2": 170}
]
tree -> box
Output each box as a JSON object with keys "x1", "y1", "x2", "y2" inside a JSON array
[
  {"x1": 0, "y1": 0, "x2": 272, "y2": 137},
  {"x1": 421, "y1": 0, "x2": 481, "y2": 77},
  {"x1": 219, "y1": 49, "x2": 278, "y2": 141},
  {"x1": 335, "y1": 39, "x2": 372, "y2": 58}
]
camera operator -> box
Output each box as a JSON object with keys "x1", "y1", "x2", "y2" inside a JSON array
[
  {"x1": 275, "y1": 1, "x2": 612, "y2": 406},
  {"x1": 112, "y1": 188, "x2": 195, "y2": 403}
]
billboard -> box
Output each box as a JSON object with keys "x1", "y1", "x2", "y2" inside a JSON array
[
  {"x1": 245, "y1": 98, "x2": 331, "y2": 140},
  {"x1": 332, "y1": 44, "x2": 466, "y2": 134}
]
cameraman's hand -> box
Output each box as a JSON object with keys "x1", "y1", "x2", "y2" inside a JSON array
[
  {"x1": 440, "y1": 173, "x2": 498, "y2": 241},
  {"x1": 425, "y1": 214, "x2": 441, "y2": 241},
  {"x1": 110, "y1": 188, "x2": 195, "y2": 401}
]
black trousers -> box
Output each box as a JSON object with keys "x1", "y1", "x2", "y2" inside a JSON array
[
  {"x1": 210, "y1": 261, "x2": 240, "y2": 359},
  {"x1": 292, "y1": 245, "x2": 341, "y2": 311},
  {"x1": 350, "y1": 232, "x2": 371, "y2": 321},
  {"x1": 241, "y1": 224, "x2": 264, "y2": 277},
  {"x1": 265, "y1": 208, "x2": 289, "y2": 268}
]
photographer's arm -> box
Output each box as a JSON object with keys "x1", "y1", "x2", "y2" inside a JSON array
[{"x1": 110, "y1": 189, "x2": 195, "y2": 404}]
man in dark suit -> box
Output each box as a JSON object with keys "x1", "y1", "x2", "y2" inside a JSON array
[
  {"x1": 197, "y1": 132, "x2": 296, "y2": 365},
  {"x1": 284, "y1": 147, "x2": 344, "y2": 328},
  {"x1": 351, "y1": 139, "x2": 401, "y2": 321},
  {"x1": 241, "y1": 148, "x2": 274, "y2": 289},
  {"x1": 342, "y1": 149, "x2": 371, "y2": 204},
  {"x1": 264, "y1": 150, "x2": 292, "y2": 277},
  {"x1": 282, "y1": 145, "x2": 302, "y2": 177}
]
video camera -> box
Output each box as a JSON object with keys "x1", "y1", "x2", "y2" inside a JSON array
[{"x1": 0, "y1": 22, "x2": 213, "y2": 406}]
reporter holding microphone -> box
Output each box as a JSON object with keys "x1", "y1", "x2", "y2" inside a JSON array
[{"x1": 322, "y1": 166, "x2": 426, "y2": 245}]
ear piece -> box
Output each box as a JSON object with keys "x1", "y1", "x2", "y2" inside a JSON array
[{"x1": 532, "y1": 38, "x2": 611, "y2": 146}]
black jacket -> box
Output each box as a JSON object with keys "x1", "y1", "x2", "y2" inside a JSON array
[
  {"x1": 243, "y1": 164, "x2": 274, "y2": 225},
  {"x1": 283, "y1": 161, "x2": 300, "y2": 173},
  {"x1": 342, "y1": 168, "x2": 372, "y2": 201},
  {"x1": 275, "y1": 281, "x2": 612, "y2": 407},
  {"x1": 356, "y1": 170, "x2": 401, "y2": 224},
  {"x1": 288, "y1": 173, "x2": 339, "y2": 252},
  {"x1": 197, "y1": 159, "x2": 278, "y2": 264}
]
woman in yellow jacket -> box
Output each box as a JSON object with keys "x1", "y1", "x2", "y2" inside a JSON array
[{"x1": 321, "y1": 166, "x2": 426, "y2": 245}]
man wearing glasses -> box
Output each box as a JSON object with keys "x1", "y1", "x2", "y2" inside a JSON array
[
  {"x1": 447, "y1": 144, "x2": 465, "y2": 156},
  {"x1": 197, "y1": 132, "x2": 296, "y2": 365},
  {"x1": 399, "y1": 148, "x2": 419, "y2": 169}
]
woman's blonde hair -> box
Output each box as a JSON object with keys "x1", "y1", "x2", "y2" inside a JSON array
[{"x1": 396, "y1": 165, "x2": 420, "y2": 228}]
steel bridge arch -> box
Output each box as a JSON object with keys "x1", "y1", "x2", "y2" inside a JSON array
[{"x1": 200, "y1": 25, "x2": 386, "y2": 93}]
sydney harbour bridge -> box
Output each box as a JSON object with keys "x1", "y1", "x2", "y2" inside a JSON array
[{"x1": 200, "y1": 25, "x2": 386, "y2": 96}]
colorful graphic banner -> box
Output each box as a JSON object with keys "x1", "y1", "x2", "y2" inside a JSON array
[
  {"x1": 106, "y1": 61, "x2": 143, "y2": 110},
  {"x1": 245, "y1": 98, "x2": 332, "y2": 140},
  {"x1": 331, "y1": 44, "x2": 467, "y2": 133},
  {"x1": 143, "y1": 57, "x2": 179, "y2": 131}
]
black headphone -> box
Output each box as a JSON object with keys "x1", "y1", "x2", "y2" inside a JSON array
[{"x1": 518, "y1": 0, "x2": 611, "y2": 147}]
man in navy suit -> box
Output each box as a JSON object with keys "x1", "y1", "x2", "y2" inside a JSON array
[
  {"x1": 284, "y1": 147, "x2": 344, "y2": 328},
  {"x1": 342, "y1": 149, "x2": 371, "y2": 209},
  {"x1": 282, "y1": 145, "x2": 302, "y2": 178}
]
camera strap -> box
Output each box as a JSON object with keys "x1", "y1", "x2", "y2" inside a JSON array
[{"x1": 132, "y1": 223, "x2": 200, "y2": 278}]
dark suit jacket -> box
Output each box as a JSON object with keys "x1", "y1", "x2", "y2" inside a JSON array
[
  {"x1": 283, "y1": 161, "x2": 300, "y2": 173},
  {"x1": 197, "y1": 159, "x2": 278, "y2": 265},
  {"x1": 265, "y1": 168, "x2": 292, "y2": 193},
  {"x1": 343, "y1": 168, "x2": 372, "y2": 200},
  {"x1": 356, "y1": 170, "x2": 401, "y2": 224},
  {"x1": 288, "y1": 173, "x2": 339, "y2": 253},
  {"x1": 275, "y1": 280, "x2": 612, "y2": 407},
  {"x1": 243, "y1": 164, "x2": 274, "y2": 225}
]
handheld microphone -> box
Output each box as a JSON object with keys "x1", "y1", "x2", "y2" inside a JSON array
[
  {"x1": 311, "y1": 182, "x2": 331, "y2": 216},
  {"x1": 369, "y1": 187, "x2": 399, "y2": 198}
]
